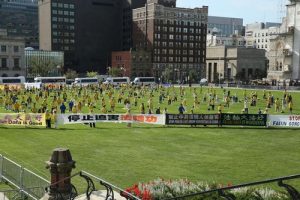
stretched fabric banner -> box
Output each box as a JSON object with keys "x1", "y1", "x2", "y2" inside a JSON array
[
  {"x1": 0, "y1": 113, "x2": 46, "y2": 127},
  {"x1": 166, "y1": 114, "x2": 220, "y2": 125},
  {"x1": 220, "y1": 114, "x2": 267, "y2": 126},
  {"x1": 268, "y1": 115, "x2": 300, "y2": 127},
  {"x1": 57, "y1": 114, "x2": 166, "y2": 125},
  {"x1": 0, "y1": 84, "x2": 23, "y2": 91}
]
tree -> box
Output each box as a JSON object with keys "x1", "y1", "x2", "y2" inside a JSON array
[
  {"x1": 188, "y1": 69, "x2": 199, "y2": 83},
  {"x1": 28, "y1": 57, "x2": 55, "y2": 77},
  {"x1": 65, "y1": 69, "x2": 78, "y2": 79},
  {"x1": 86, "y1": 71, "x2": 98, "y2": 77},
  {"x1": 109, "y1": 68, "x2": 122, "y2": 77},
  {"x1": 162, "y1": 67, "x2": 173, "y2": 83}
]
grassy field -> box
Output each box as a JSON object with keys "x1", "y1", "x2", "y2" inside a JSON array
[
  {"x1": 0, "y1": 124, "x2": 300, "y2": 190},
  {"x1": 0, "y1": 86, "x2": 300, "y2": 192}
]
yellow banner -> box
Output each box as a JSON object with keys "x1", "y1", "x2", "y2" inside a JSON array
[
  {"x1": 0, "y1": 113, "x2": 46, "y2": 127},
  {"x1": 0, "y1": 84, "x2": 23, "y2": 91}
]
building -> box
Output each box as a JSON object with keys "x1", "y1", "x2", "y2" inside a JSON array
[
  {"x1": 111, "y1": 50, "x2": 152, "y2": 77},
  {"x1": 207, "y1": 33, "x2": 245, "y2": 47},
  {"x1": 38, "y1": 0, "x2": 126, "y2": 73},
  {"x1": 0, "y1": 0, "x2": 38, "y2": 48},
  {"x1": 0, "y1": 35, "x2": 25, "y2": 77},
  {"x1": 25, "y1": 48, "x2": 64, "y2": 77},
  {"x1": 132, "y1": 0, "x2": 208, "y2": 83},
  {"x1": 207, "y1": 16, "x2": 243, "y2": 37},
  {"x1": 267, "y1": 0, "x2": 300, "y2": 81},
  {"x1": 206, "y1": 46, "x2": 266, "y2": 83},
  {"x1": 245, "y1": 22, "x2": 281, "y2": 51}
]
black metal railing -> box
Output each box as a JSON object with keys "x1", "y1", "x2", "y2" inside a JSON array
[
  {"x1": 163, "y1": 174, "x2": 300, "y2": 200},
  {"x1": 43, "y1": 170, "x2": 141, "y2": 200}
]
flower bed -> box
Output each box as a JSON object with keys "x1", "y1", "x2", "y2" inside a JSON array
[{"x1": 122, "y1": 179, "x2": 289, "y2": 200}]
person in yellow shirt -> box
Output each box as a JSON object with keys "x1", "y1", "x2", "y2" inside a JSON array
[
  {"x1": 72, "y1": 105, "x2": 78, "y2": 113},
  {"x1": 14, "y1": 101, "x2": 20, "y2": 113},
  {"x1": 52, "y1": 110, "x2": 58, "y2": 129},
  {"x1": 110, "y1": 97, "x2": 116, "y2": 112},
  {"x1": 275, "y1": 98, "x2": 280, "y2": 112},
  {"x1": 101, "y1": 105, "x2": 107, "y2": 113},
  {"x1": 45, "y1": 110, "x2": 52, "y2": 128},
  {"x1": 218, "y1": 104, "x2": 224, "y2": 114}
]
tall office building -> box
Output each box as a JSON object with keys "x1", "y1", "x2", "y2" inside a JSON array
[
  {"x1": 39, "y1": 0, "x2": 126, "y2": 73},
  {"x1": 207, "y1": 16, "x2": 243, "y2": 37},
  {"x1": 0, "y1": 0, "x2": 38, "y2": 48},
  {"x1": 132, "y1": 0, "x2": 208, "y2": 82}
]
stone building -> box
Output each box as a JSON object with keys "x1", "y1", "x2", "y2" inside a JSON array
[
  {"x1": 132, "y1": 0, "x2": 208, "y2": 83},
  {"x1": 111, "y1": 50, "x2": 152, "y2": 78},
  {"x1": 206, "y1": 46, "x2": 266, "y2": 83},
  {"x1": 267, "y1": 0, "x2": 300, "y2": 81},
  {"x1": 0, "y1": 35, "x2": 25, "y2": 77}
]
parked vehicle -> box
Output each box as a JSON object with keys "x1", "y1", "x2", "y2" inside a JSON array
[
  {"x1": 103, "y1": 77, "x2": 130, "y2": 85},
  {"x1": 73, "y1": 77, "x2": 98, "y2": 86},
  {"x1": 132, "y1": 77, "x2": 156, "y2": 86},
  {"x1": 34, "y1": 77, "x2": 66, "y2": 85},
  {"x1": 0, "y1": 76, "x2": 25, "y2": 84}
]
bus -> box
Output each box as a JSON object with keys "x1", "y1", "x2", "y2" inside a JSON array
[
  {"x1": 0, "y1": 76, "x2": 25, "y2": 84},
  {"x1": 104, "y1": 77, "x2": 130, "y2": 86},
  {"x1": 132, "y1": 77, "x2": 156, "y2": 86},
  {"x1": 73, "y1": 77, "x2": 99, "y2": 86},
  {"x1": 34, "y1": 77, "x2": 66, "y2": 85}
]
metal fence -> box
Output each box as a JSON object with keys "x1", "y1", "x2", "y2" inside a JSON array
[{"x1": 0, "y1": 154, "x2": 50, "y2": 200}]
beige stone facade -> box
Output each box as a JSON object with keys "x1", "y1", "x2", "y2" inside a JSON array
[
  {"x1": 0, "y1": 36, "x2": 25, "y2": 77},
  {"x1": 206, "y1": 46, "x2": 266, "y2": 83}
]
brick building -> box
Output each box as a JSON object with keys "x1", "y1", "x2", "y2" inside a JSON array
[{"x1": 132, "y1": 0, "x2": 208, "y2": 83}]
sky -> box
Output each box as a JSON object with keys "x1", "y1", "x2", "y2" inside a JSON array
[{"x1": 177, "y1": 0, "x2": 289, "y2": 25}]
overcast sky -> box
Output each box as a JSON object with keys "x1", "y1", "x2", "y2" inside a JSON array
[{"x1": 176, "y1": 0, "x2": 289, "y2": 25}]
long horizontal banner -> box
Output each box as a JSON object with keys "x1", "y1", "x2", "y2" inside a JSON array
[
  {"x1": 268, "y1": 115, "x2": 300, "y2": 127},
  {"x1": 0, "y1": 113, "x2": 46, "y2": 127},
  {"x1": 166, "y1": 114, "x2": 220, "y2": 125},
  {"x1": 57, "y1": 114, "x2": 165, "y2": 125},
  {"x1": 221, "y1": 114, "x2": 267, "y2": 126}
]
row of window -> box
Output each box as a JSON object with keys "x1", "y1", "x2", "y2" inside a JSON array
[
  {"x1": 154, "y1": 34, "x2": 203, "y2": 41},
  {"x1": 257, "y1": 44, "x2": 268, "y2": 49},
  {"x1": 52, "y1": 2, "x2": 75, "y2": 9},
  {"x1": 153, "y1": 41, "x2": 205, "y2": 48},
  {"x1": 53, "y1": 30, "x2": 75, "y2": 37},
  {"x1": 136, "y1": 12, "x2": 206, "y2": 20},
  {"x1": 52, "y1": 9, "x2": 75, "y2": 16},
  {"x1": 154, "y1": 49, "x2": 203, "y2": 55},
  {"x1": 255, "y1": 39, "x2": 268, "y2": 43},
  {"x1": 52, "y1": 24, "x2": 75, "y2": 30},
  {"x1": 52, "y1": 17, "x2": 75, "y2": 23},
  {"x1": 53, "y1": 38, "x2": 75, "y2": 44},
  {"x1": 0, "y1": 45, "x2": 20, "y2": 53},
  {"x1": 153, "y1": 56, "x2": 203, "y2": 63},
  {"x1": 52, "y1": 45, "x2": 74, "y2": 51},
  {"x1": 155, "y1": 26, "x2": 203, "y2": 34},
  {"x1": 0, "y1": 58, "x2": 20, "y2": 68}
]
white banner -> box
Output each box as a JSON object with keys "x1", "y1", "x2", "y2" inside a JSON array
[
  {"x1": 57, "y1": 114, "x2": 166, "y2": 125},
  {"x1": 268, "y1": 115, "x2": 300, "y2": 127}
]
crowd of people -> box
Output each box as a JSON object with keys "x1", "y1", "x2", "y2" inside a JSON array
[{"x1": 0, "y1": 83, "x2": 295, "y2": 128}]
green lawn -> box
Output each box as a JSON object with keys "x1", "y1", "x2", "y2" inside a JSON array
[
  {"x1": 0, "y1": 86, "x2": 300, "y2": 192},
  {"x1": 0, "y1": 124, "x2": 300, "y2": 191}
]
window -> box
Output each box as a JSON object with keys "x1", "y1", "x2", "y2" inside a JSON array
[
  {"x1": 69, "y1": 11, "x2": 74, "y2": 16},
  {"x1": 69, "y1": 4, "x2": 74, "y2": 9},
  {"x1": 1, "y1": 45, "x2": 6, "y2": 52},
  {"x1": 70, "y1": 18, "x2": 74, "y2": 23},
  {"x1": 58, "y1": 3, "x2": 63, "y2": 8},
  {"x1": 64, "y1": 11, "x2": 69, "y2": 15},
  {"x1": 1, "y1": 58, "x2": 7, "y2": 68},
  {"x1": 58, "y1": 10, "x2": 63, "y2": 15},
  {"x1": 14, "y1": 58, "x2": 19, "y2": 68},
  {"x1": 64, "y1": 18, "x2": 69, "y2": 22},
  {"x1": 52, "y1": 17, "x2": 57, "y2": 22},
  {"x1": 13, "y1": 46, "x2": 19, "y2": 52},
  {"x1": 52, "y1": 2, "x2": 57, "y2": 7},
  {"x1": 52, "y1": 9, "x2": 57, "y2": 14},
  {"x1": 64, "y1": 4, "x2": 69, "y2": 8}
]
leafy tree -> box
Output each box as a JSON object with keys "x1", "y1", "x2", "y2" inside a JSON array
[
  {"x1": 109, "y1": 68, "x2": 122, "y2": 77},
  {"x1": 28, "y1": 57, "x2": 55, "y2": 77},
  {"x1": 86, "y1": 71, "x2": 98, "y2": 77},
  {"x1": 162, "y1": 67, "x2": 173, "y2": 83},
  {"x1": 188, "y1": 69, "x2": 199, "y2": 83},
  {"x1": 65, "y1": 69, "x2": 78, "y2": 79}
]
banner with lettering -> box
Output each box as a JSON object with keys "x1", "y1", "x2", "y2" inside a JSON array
[
  {"x1": 0, "y1": 113, "x2": 45, "y2": 127},
  {"x1": 57, "y1": 114, "x2": 165, "y2": 125},
  {"x1": 268, "y1": 115, "x2": 300, "y2": 128},
  {"x1": 0, "y1": 84, "x2": 23, "y2": 91},
  {"x1": 220, "y1": 114, "x2": 267, "y2": 126},
  {"x1": 166, "y1": 114, "x2": 220, "y2": 125}
]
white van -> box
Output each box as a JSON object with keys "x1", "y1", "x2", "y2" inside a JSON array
[
  {"x1": 104, "y1": 77, "x2": 130, "y2": 85},
  {"x1": 73, "y1": 77, "x2": 98, "y2": 86},
  {"x1": 133, "y1": 77, "x2": 156, "y2": 86}
]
